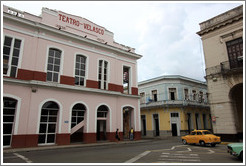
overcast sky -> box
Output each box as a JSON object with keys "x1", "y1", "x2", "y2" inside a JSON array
[{"x1": 2, "y1": 1, "x2": 243, "y2": 82}]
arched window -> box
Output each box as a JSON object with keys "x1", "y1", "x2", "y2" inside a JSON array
[
  {"x1": 3, "y1": 97, "x2": 17, "y2": 146},
  {"x1": 97, "y1": 105, "x2": 108, "y2": 118},
  {"x1": 38, "y1": 101, "x2": 59, "y2": 144},
  {"x1": 75, "y1": 55, "x2": 86, "y2": 86},
  {"x1": 46, "y1": 48, "x2": 61, "y2": 82},
  {"x1": 71, "y1": 104, "x2": 86, "y2": 128}
]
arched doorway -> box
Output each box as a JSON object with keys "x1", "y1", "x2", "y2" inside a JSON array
[
  {"x1": 3, "y1": 97, "x2": 17, "y2": 147},
  {"x1": 230, "y1": 83, "x2": 243, "y2": 139},
  {"x1": 38, "y1": 101, "x2": 59, "y2": 145},
  {"x1": 123, "y1": 106, "x2": 134, "y2": 139},
  {"x1": 70, "y1": 103, "x2": 86, "y2": 143},
  {"x1": 96, "y1": 105, "x2": 109, "y2": 141}
]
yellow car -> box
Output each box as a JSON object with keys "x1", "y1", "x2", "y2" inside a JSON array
[{"x1": 181, "y1": 130, "x2": 221, "y2": 147}]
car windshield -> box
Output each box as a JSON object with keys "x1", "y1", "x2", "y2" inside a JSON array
[{"x1": 203, "y1": 131, "x2": 212, "y2": 135}]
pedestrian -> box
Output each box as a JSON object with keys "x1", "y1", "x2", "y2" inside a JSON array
[
  {"x1": 129, "y1": 127, "x2": 134, "y2": 140},
  {"x1": 115, "y1": 128, "x2": 120, "y2": 142}
]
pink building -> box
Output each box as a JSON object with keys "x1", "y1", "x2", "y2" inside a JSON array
[{"x1": 3, "y1": 5, "x2": 142, "y2": 148}]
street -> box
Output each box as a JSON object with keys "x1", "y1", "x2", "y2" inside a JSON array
[{"x1": 3, "y1": 138, "x2": 243, "y2": 164}]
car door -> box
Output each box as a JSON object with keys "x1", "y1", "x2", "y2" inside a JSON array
[
  {"x1": 189, "y1": 131, "x2": 196, "y2": 143},
  {"x1": 196, "y1": 131, "x2": 203, "y2": 144}
]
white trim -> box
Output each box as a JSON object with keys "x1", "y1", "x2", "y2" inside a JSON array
[
  {"x1": 121, "y1": 105, "x2": 136, "y2": 132},
  {"x1": 3, "y1": 24, "x2": 139, "y2": 64},
  {"x1": 152, "y1": 113, "x2": 160, "y2": 136},
  {"x1": 167, "y1": 86, "x2": 178, "y2": 101},
  {"x1": 2, "y1": 33, "x2": 25, "y2": 78},
  {"x1": 69, "y1": 101, "x2": 89, "y2": 133},
  {"x1": 73, "y1": 52, "x2": 89, "y2": 87},
  {"x1": 97, "y1": 58, "x2": 110, "y2": 90},
  {"x1": 170, "y1": 112, "x2": 181, "y2": 136},
  {"x1": 3, "y1": 94, "x2": 22, "y2": 135},
  {"x1": 45, "y1": 46, "x2": 64, "y2": 83},
  {"x1": 122, "y1": 64, "x2": 132, "y2": 94},
  {"x1": 95, "y1": 103, "x2": 112, "y2": 133},
  {"x1": 3, "y1": 78, "x2": 140, "y2": 99},
  {"x1": 37, "y1": 99, "x2": 63, "y2": 135}
]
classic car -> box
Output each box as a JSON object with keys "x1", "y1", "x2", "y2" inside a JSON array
[
  {"x1": 181, "y1": 130, "x2": 221, "y2": 147},
  {"x1": 227, "y1": 143, "x2": 243, "y2": 160}
]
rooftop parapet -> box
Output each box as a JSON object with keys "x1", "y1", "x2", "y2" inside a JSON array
[{"x1": 197, "y1": 5, "x2": 243, "y2": 36}]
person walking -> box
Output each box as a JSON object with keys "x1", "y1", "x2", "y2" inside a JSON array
[
  {"x1": 129, "y1": 127, "x2": 134, "y2": 141},
  {"x1": 115, "y1": 128, "x2": 120, "y2": 142}
]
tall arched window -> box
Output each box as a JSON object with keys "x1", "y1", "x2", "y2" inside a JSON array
[
  {"x1": 3, "y1": 97, "x2": 17, "y2": 147},
  {"x1": 38, "y1": 101, "x2": 59, "y2": 144},
  {"x1": 98, "y1": 60, "x2": 108, "y2": 90},
  {"x1": 46, "y1": 48, "x2": 61, "y2": 82},
  {"x1": 75, "y1": 55, "x2": 86, "y2": 86},
  {"x1": 71, "y1": 104, "x2": 86, "y2": 128}
]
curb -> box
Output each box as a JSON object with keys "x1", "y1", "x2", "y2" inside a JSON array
[
  {"x1": 3, "y1": 140, "x2": 150, "y2": 153},
  {"x1": 3, "y1": 140, "x2": 233, "y2": 153}
]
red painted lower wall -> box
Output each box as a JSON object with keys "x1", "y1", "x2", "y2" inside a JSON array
[
  {"x1": 108, "y1": 83, "x2": 123, "y2": 93},
  {"x1": 133, "y1": 131, "x2": 141, "y2": 140},
  {"x1": 86, "y1": 80, "x2": 99, "y2": 89},
  {"x1": 17, "y1": 69, "x2": 46, "y2": 81},
  {"x1": 11, "y1": 134, "x2": 38, "y2": 148},
  {"x1": 60, "y1": 75, "x2": 75, "y2": 86},
  {"x1": 131, "y1": 87, "x2": 139, "y2": 95},
  {"x1": 56, "y1": 133, "x2": 70, "y2": 145},
  {"x1": 83, "y1": 133, "x2": 97, "y2": 143},
  {"x1": 10, "y1": 132, "x2": 141, "y2": 148}
]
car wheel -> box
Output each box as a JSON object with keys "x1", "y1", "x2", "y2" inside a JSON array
[
  {"x1": 200, "y1": 141, "x2": 206, "y2": 146},
  {"x1": 211, "y1": 143, "x2": 216, "y2": 147},
  {"x1": 182, "y1": 139, "x2": 187, "y2": 145}
]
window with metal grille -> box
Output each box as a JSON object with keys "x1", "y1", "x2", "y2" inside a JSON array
[{"x1": 226, "y1": 37, "x2": 243, "y2": 69}]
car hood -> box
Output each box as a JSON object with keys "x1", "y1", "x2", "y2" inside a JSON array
[{"x1": 228, "y1": 143, "x2": 243, "y2": 147}]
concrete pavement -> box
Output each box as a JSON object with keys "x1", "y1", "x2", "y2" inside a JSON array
[{"x1": 3, "y1": 137, "x2": 233, "y2": 154}]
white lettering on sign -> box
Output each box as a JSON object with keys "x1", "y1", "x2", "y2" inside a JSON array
[{"x1": 58, "y1": 14, "x2": 104, "y2": 35}]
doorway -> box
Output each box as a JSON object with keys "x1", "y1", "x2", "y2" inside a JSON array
[
  {"x1": 172, "y1": 123, "x2": 178, "y2": 136},
  {"x1": 123, "y1": 107, "x2": 133, "y2": 139},
  {"x1": 153, "y1": 114, "x2": 159, "y2": 136},
  {"x1": 97, "y1": 120, "x2": 106, "y2": 140},
  {"x1": 96, "y1": 105, "x2": 108, "y2": 141},
  {"x1": 141, "y1": 115, "x2": 146, "y2": 136}
]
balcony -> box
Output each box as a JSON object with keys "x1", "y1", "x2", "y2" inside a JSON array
[
  {"x1": 140, "y1": 99, "x2": 209, "y2": 110},
  {"x1": 206, "y1": 59, "x2": 243, "y2": 77}
]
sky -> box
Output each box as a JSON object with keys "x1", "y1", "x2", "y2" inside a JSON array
[{"x1": 2, "y1": 1, "x2": 243, "y2": 82}]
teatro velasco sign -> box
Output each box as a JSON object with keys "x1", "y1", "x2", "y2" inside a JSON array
[{"x1": 41, "y1": 7, "x2": 116, "y2": 46}]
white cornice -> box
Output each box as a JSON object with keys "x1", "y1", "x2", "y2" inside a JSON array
[
  {"x1": 3, "y1": 23, "x2": 136, "y2": 64},
  {"x1": 3, "y1": 13, "x2": 142, "y2": 60},
  {"x1": 3, "y1": 78, "x2": 140, "y2": 99}
]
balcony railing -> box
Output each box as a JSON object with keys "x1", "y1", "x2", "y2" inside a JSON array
[
  {"x1": 140, "y1": 99, "x2": 209, "y2": 109},
  {"x1": 206, "y1": 59, "x2": 243, "y2": 77}
]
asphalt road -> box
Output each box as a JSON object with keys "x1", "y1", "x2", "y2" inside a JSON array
[{"x1": 3, "y1": 138, "x2": 243, "y2": 164}]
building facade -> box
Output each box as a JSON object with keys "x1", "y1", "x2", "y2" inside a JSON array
[
  {"x1": 197, "y1": 5, "x2": 243, "y2": 140},
  {"x1": 3, "y1": 5, "x2": 142, "y2": 148},
  {"x1": 138, "y1": 75, "x2": 211, "y2": 138}
]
